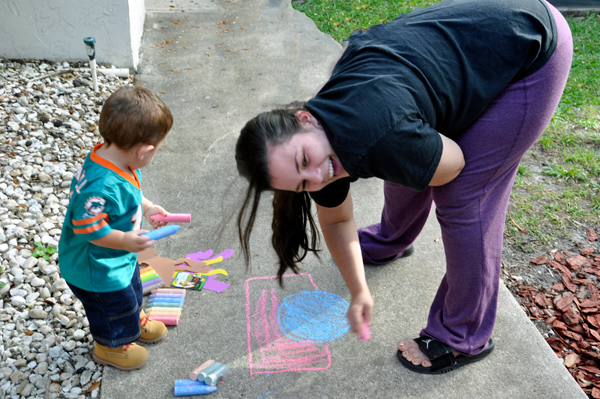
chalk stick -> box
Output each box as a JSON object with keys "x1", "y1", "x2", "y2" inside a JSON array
[
  {"x1": 146, "y1": 308, "x2": 182, "y2": 314},
  {"x1": 146, "y1": 302, "x2": 183, "y2": 309},
  {"x1": 145, "y1": 307, "x2": 182, "y2": 313},
  {"x1": 360, "y1": 321, "x2": 371, "y2": 341},
  {"x1": 148, "y1": 294, "x2": 183, "y2": 301},
  {"x1": 176, "y1": 379, "x2": 211, "y2": 386},
  {"x1": 141, "y1": 268, "x2": 158, "y2": 277},
  {"x1": 148, "y1": 296, "x2": 183, "y2": 302},
  {"x1": 151, "y1": 213, "x2": 191, "y2": 223},
  {"x1": 142, "y1": 281, "x2": 165, "y2": 295},
  {"x1": 148, "y1": 316, "x2": 179, "y2": 325},
  {"x1": 142, "y1": 277, "x2": 164, "y2": 288},
  {"x1": 148, "y1": 298, "x2": 184, "y2": 305},
  {"x1": 148, "y1": 298, "x2": 183, "y2": 308},
  {"x1": 147, "y1": 307, "x2": 182, "y2": 313},
  {"x1": 148, "y1": 296, "x2": 185, "y2": 303},
  {"x1": 149, "y1": 293, "x2": 185, "y2": 299},
  {"x1": 174, "y1": 380, "x2": 217, "y2": 396},
  {"x1": 146, "y1": 305, "x2": 182, "y2": 311},
  {"x1": 145, "y1": 312, "x2": 181, "y2": 318},
  {"x1": 141, "y1": 273, "x2": 160, "y2": 283},
  {"x1": 140, "y1": 266, "x2": 155, "y2": 275},
  {"x1": 152, "y1": 288, "x2": 186, "y2": 296},
  {"x1": 189, "y1": 359, "x2": 216, "y2": 381},
  {"x1": 204, "y1": 363, "x2": 229, "y2": 386},
  {"x1": 142, "y1": 225, "x2": 180, "y2": 240},
  {"x1": 198, "y1": 362, "x2": 222, "y2": 383}
]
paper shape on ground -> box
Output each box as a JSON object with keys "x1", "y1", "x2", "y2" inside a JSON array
[{"x1": 137, "y1": 248, "x2": 231, "y2": 294}]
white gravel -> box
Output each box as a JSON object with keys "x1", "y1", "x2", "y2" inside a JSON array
[{"x1": 0, "y1": 57, "x2": 134, "y2": 399}]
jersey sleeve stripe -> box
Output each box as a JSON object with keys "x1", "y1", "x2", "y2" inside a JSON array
[
  {"x1": 72, "y1": 213, "x2": 108, "y2": 226},
  {"x1": 73, "y1": 220, "x2": 108, "y2": 234}
]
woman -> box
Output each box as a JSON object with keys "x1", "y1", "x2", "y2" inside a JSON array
[{"x1": 235, "y1": 0, "x2": 572, "y2": 374}]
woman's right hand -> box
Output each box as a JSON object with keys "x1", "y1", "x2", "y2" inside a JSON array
[{"x1": 348, "y1": 289, "x2": 374, "y2": 335}]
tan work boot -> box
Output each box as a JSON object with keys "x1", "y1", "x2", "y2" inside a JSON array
[
  {"x1": 138, "y1": 309, "x2": 168, "y2": 344},
  {"x1": 93, "y1": 342, "x2": 148, "y2": 371}
]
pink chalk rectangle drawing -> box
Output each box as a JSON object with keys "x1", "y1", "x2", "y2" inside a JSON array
[{"x1": 245, "y1": 273, "x2": 331, "y2": 375}]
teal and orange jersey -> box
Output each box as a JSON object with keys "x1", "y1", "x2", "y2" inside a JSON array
[{"x1": 59, "y1": 143, "x2": 143, "y2": 292}]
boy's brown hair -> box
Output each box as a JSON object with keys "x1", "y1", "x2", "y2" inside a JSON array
[{"x1": 99, "y1": 86, "x2": 173, "y2": 150}]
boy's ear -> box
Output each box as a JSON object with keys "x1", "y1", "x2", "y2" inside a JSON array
[{"x1": 136, "y1": 144, "x2": 155, "y2": 159}]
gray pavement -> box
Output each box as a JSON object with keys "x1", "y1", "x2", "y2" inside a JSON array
[{"x1": 101, "y1": 1, "x2": 587, "y2": 398}]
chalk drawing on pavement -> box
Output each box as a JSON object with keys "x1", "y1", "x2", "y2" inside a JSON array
[{"x1": 245, "y1": 273, "x2": 350, "y2": 375}]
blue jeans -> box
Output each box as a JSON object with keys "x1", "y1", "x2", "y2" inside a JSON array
[{"x1": 67, "y1": 265, "x2": 143, "y2": 347}]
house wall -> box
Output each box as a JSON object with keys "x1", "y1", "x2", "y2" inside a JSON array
[{"x1": 0, "y1": 0, "x2": 145, "y2": 70}]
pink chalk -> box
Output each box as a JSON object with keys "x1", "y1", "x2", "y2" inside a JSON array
[
  {"x1": 150, "y1": 213, "x2": 191, "y2": 223},
  {"x1": 359, "y1": 321, "x2": 371, "y2": 341},
  {"x1": 146, "y1": 312, "x2": 181, "y2": 318},
  {"x1": 147, "y1": 309, "x2": 181, "y2": 314},
  {"x1": 148, "y1": 316, "x2": 179, "y2": 325}
]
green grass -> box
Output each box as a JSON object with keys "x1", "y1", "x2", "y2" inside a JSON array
[
  {"x1": 293, "y1": 1, "x2": 600, "y2": 250},
  {"x1": 293, "y1": 0, "x2": 440, "y2": 41}
]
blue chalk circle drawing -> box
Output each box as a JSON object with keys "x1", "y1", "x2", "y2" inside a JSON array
[{"x1": 278, "y1": 290, "x2": 350, "y2": 343}]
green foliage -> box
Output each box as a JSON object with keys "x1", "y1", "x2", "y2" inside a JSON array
[
  {"x1": 31, "y1": 242, "x2": 57, "y2": 261},
  {"x1": 293, "y1": 0, "x2": 441, "y2": 43}
]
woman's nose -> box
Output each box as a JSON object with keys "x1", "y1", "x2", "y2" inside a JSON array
[{"x1": 305, "y1": 167, "x2": 323, "y2": 184}]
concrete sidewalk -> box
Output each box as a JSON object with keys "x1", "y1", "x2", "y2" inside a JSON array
[{"x1": 101, "y1": 1, "x2": 586, "y2": 398}]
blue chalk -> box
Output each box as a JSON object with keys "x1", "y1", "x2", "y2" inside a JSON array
[
  {"x1": 174, "y1": 380, "x2": 217, "y2": 396},
  {"x1": 198, "y1": 362, "x2": 222, "y2": 382},
  {"x1": 149, "y1": 293, "x2": 184, "y2": 299},
  {"x1": 204, "y1": 363, "x2": 229, "y2": 385},
  {"x1": 148, "y1": 297, "x2": 184, "y2": 304},
  {"x1": 142, "y1": 225, "x2": 180, "y2": 241}
]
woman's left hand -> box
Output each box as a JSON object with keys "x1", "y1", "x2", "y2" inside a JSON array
[
  {"x1": 144, "y1": 205, "x2": 169, "y2": 229},
  {"x1": 348, "y1": 290, "x2": 374, "y2": 335}
]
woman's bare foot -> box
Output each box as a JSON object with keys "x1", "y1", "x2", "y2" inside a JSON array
[{"x1": 398, "y1": 339, "x2": 460, "y2": 367}]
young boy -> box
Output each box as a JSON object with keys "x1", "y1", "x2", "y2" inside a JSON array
[{"x1": 58, "y1": 86, "x2": 174, "y2": 370}]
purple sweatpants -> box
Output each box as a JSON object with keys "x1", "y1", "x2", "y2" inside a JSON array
[{"x1": 358, "y1": 3, "x2": 573, "y2": 356}]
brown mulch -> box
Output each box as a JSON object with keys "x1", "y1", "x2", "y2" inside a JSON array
[{"x1": 511, "y1": 228, "x2": 600, "y2": 398}]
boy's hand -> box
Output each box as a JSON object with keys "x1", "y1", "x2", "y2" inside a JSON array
[
  {"x1": 144, "y1": 204, "x2": 170, "y2": 229},
  {"x1": 91, "y1": 230, "x2": 154, "y2": 252},
  {"x1": 121, "y1": 230, "x2": 154, "y2": 252}
]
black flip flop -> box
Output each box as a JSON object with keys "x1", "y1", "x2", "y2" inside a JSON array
[
  {"x1": 364, "y1": 245, "x2": 415, "y2": 265},
  {"x1": 397, "y1": 336, "x2": 495, "y2": 374}
]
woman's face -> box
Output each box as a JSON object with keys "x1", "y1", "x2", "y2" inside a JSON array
[{"x1": 267, "y1": 112, "x2": 348, "y2": 193}]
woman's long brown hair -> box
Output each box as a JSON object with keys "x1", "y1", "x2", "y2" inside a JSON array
[{"x1": 236, "y1": 106, "x2": 320, "y2": 285}]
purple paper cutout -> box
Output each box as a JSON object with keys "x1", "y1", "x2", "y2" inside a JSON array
[
  {"x1": 186, "y1": 249, "x2": 214, "y2": 262},
  {"x1": 208, "y1": 249, "x2": 234, "y2": 261},
  {"x1": 203, "y1": 275, "x2": 230, "y2": 293}
]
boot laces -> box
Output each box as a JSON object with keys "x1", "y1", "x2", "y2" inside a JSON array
[{"x1": 141, "y1": 315, "x2": 150, "y2": 327}]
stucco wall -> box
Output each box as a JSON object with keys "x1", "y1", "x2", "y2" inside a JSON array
[{"x1": 0, "y1": 0, "x2": 145, "y2": 70}]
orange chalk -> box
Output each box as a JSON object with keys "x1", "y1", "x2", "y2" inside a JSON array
[{"x1": 189, "y1": 359, "x2": 216, "y2": 381}]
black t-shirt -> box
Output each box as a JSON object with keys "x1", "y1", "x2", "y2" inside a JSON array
[{"x1": 308, "y1": 0, "x2": 557, "y2": 208}]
